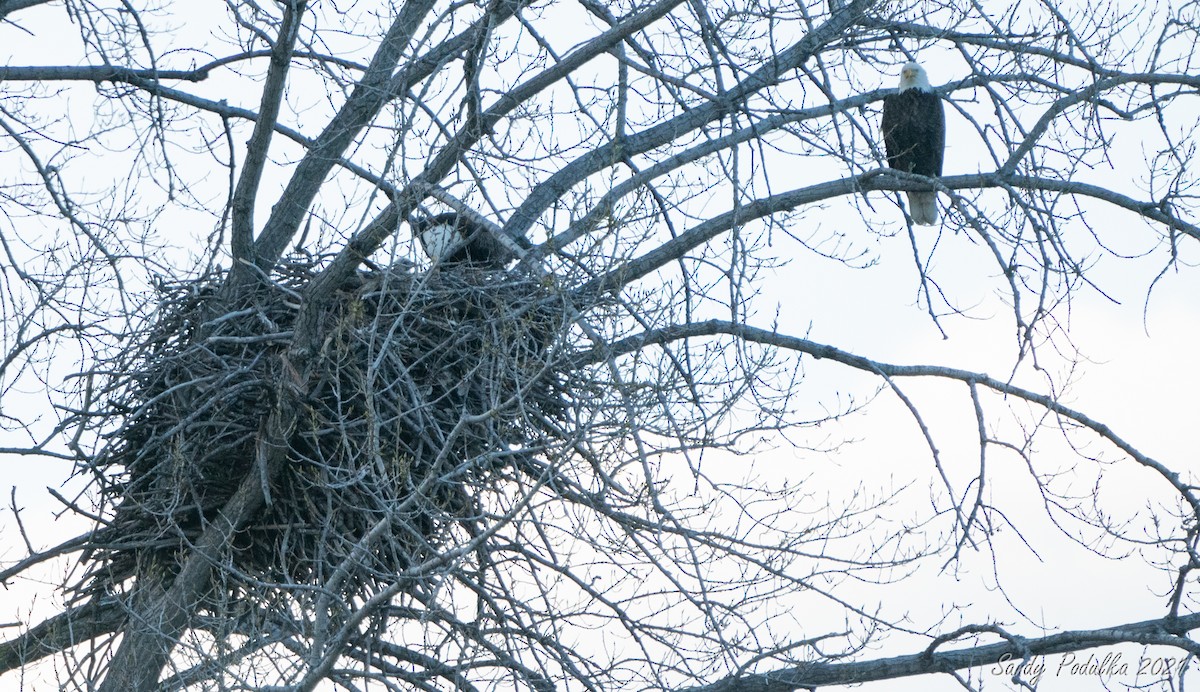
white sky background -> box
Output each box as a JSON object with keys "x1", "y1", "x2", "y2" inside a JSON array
[
  {"x1": 2, "y1": 0, "x2": 1200, "y2": 690},
  {"x1": 766, "y1": 228, "x2": 1200, "y2": 690}
]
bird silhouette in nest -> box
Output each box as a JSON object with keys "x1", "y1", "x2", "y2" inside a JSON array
[{"x1": 410, "y1": 212, "x2": 525, "y2": 269}]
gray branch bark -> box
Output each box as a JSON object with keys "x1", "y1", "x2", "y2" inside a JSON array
[
  {"x1": 0, "y1": 599, "x2": 124, "y2": 674},
  {"x1": 680, "y1": 613, "x2": 1200, "y2": 691},
  {"x1": 578, "y1": 170, "x2": 1200, "y2": 298},
  {"x1": 237, "y1": 0, "x2": 440, "y2": 283},
  {"x1": 505, "y1": 0, "x2": 879, "y2": 242},
  {"x1": 0, "y1": 0, "x2": 52, "y2": 22},
  {"x1": 230, "y1": 1, "x2": 308, "y2": 267},
  {"x1": 584, "y1": 317, "x2": 1200, "y2": 522}
]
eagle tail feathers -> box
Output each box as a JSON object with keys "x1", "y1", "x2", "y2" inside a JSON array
[{"x1": 907, "y1": 191, "x2": 939, "y2": 225}]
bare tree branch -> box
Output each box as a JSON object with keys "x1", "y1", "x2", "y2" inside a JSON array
[
  {"x1": 0, "y1": 599, "x2": 124, "y2": 674},
  {"x1": 0, "y1": 0, "x2": 52, "y2": 23},
  {"x1": 681, "y1": 613, "x2": 1200, "y2": 692},
  {"x1": 229, "y1": 1, "x2": 309, "y2": 266},
  {"x1": 237, "y1": 0, "x2": 442, "y2": 283}
]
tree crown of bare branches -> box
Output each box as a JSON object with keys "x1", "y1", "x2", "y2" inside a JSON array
[{"x1": 1, "y1": 0, "x2": 1199, "y2": 689}]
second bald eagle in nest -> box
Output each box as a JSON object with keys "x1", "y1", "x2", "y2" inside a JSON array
[{"x1": 411, "y1": 213, "x2": 519, "y2": 269}]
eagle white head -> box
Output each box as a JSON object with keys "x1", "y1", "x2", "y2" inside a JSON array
[
  {"x1": 417, "y1": 217, "x2": 460, "y2": 262},
  {"x1": 897, "y1": 61, "x2": 932, "y2": 92}
]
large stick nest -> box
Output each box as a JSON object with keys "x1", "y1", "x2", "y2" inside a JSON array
[{"x1": 75, "y1": 258, "x2": 581, "y2": 605}]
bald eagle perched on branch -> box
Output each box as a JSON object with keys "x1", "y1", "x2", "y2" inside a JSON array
[
  {"x1": 881, "y1": 61, "x2": 945, "y2": 225},
  {"x1": 411, "y1": 212, "x2": 517, "y2": 269}
]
